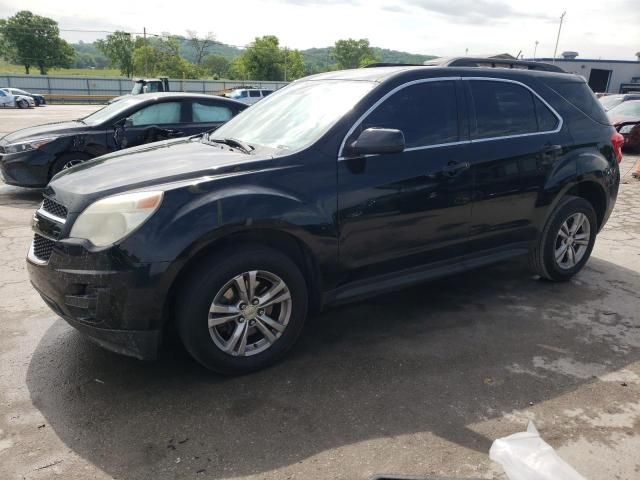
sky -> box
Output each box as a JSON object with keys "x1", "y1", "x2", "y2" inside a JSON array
[{"x1": 1, "y1": 0, "x2": 638, "y2": 60}]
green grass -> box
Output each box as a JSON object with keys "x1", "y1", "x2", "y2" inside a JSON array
[{"x1": 0, "y1": 61, "x2": 122, "y2": 77}]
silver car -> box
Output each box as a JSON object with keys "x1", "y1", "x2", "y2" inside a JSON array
[{"x1": 0, "y1": 88, "x2": 35, "y2": 108}]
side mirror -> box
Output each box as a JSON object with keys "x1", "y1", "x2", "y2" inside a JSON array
[
  {"x1": 124, "y1": 117, "x2": 133, "y2": 128},
  {"x1": 346, "y1": 128, "x2": 405, "y2": 156}
]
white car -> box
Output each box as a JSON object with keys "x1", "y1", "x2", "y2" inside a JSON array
[
  {"x1": 225, "y1": 88, "x2": 273, "y2": 105},
  {"x1": 0, "y1": 88, "x2": 35, "y2": 109}
]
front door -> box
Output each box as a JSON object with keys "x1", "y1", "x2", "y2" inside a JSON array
[
  {"x1": 118, "y1": 100, "x2": 186, "y2": 149},
  {"x1": 337, "y1": 79, "x2": 473, "y2": 282}
]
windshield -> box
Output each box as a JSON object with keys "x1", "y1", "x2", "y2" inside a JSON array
[
  {"x1": 212, "y1": 80, "x2": 376, "y2": 151},
  {"x1": 599, "y1": 95, "x2": 623, "y2": 111},
  {"x1": 81, "y1": 97, "x2": 141, "y2": 125},
  {"x1": 610, "y1": 101, "x2": 640, "y2": 117}
]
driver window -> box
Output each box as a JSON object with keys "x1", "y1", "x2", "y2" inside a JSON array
[
  {"x1": 355, "y1": 81, "x2": 459, "y2": 148},
  {"x1": 128, "y1": 102, "x2": 182, "y2": 126}
]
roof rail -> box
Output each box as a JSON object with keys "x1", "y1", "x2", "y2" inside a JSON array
[
  {"x1": 362, "y1": 62, "x2": 424, "y2": 68},
  {"x1": 423, "y1": 57, "x2": 564, "y2": 72}
]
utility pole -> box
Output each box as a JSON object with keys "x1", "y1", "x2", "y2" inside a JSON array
[
  {"x1": 533, "y1": 40, "x2": 539, "y2": 60},
  {"x1": 143, "y1": 27, "x2": 148, "y2": 77},
  {"x1": 284, "y1": 47, "x2": 288, "y2": 82},
  {"x1": 552, "y1": 12, "x2": 566, "y2": 64}
]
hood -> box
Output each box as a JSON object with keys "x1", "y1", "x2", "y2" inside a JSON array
[
  {"x1": 1, "y1": 121, "x2": 85, "y2": 144},
  {"x1": 48, "y1": 138, "x2": 273, "y2": 211}
]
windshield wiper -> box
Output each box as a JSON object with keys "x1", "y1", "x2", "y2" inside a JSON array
[{"x1": 206, "y1": 136, "x2": 254, "y2": 154}]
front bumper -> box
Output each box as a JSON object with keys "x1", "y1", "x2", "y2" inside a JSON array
[
  {"x1": 27, "y1": 240, "x2": 172, "y2": 360},
  {"x1": 0, "y1": 149, "x2": 54, "y2": 187}
]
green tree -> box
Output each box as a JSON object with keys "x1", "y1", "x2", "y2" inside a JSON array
[
  {"x1": 202, "y1": 54, "x2": 229, "y2": 78},
  {"x1": 230, "y1": 36, "x2": 303, "y2": 81},
  {"x1": 132, "y1": 37, "x2": 202, "y2": 78},
  {"x1": 331, "y1": 38, "x2": 376, "y2": 69},
  {"x1": 236, "y1": 36, "x2": 282, "y2": 81},
  {"x1": 283, "y1": 49, "x2": 305, "y2": 80},
  {"x1": 96, "y1": 31, "x2": 135, "y2": 77},
  {"x1": 0, "y1": 11, "x2": 74, "y2": 74}
]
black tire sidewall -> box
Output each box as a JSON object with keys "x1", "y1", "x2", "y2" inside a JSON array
[
  {"x1": 177, "y1": 246, "x2": 308, "y2": 374},
  {"x1": 542, "y1": 197, "x2": 597, "y2": 280}
]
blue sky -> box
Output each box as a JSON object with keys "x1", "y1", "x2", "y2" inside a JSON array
[{"x1": 2, "y1": 0, "x2": 638, "y2": 60}]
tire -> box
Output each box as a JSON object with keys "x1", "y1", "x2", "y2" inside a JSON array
[
  {"x1": 529, "y1": 195, "x2": 597, "y2": 281},
  {"x1": 176, "y1": 245, "x2": 309, "y2": 374},
  {"x1": 17, "y1": 99, "x2": 28, "y2": 109},
  {"x1": 50, "y1": 153, "x2": 93, "y2": 179}
]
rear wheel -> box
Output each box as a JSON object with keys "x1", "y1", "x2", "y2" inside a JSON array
[
  {"x1": 529, "y1": 196, "x2": 597, "y2": 281},
  {"x1": 176, "y1": 245, "x2": 308, "y2": 374}
]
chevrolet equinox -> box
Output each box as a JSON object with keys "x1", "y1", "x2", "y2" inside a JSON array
[{"x1": 27, "y1": 65, "x2": 623, "y2": 374}]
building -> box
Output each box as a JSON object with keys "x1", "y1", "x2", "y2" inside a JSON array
[{"x1": 529, "y1": 52, "x2": 640, "y2": 94}]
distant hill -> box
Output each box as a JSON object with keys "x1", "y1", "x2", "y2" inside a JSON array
[
  {"x1": 300, "y1": 47, "x2": 437, "y2": 74},
  {"x1": 71, "y1": 39, "x2": 435, "y2": 75}
]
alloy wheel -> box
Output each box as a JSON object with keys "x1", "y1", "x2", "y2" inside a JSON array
[
  {"x1": 554, "y1": 212, "x2": 591, "y2": 269},
  {"x1": 208, "y1": 270, "x2": 292, "y2": 357},
  {"x1": 62, "y1": 159, "x2": 85, "y2": 170}
]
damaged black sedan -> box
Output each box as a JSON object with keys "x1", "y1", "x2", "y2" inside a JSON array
[{"x1": 0, "y1": 92, "x2": 246, "y2": 187}]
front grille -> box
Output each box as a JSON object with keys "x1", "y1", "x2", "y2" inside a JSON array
[
  {"x1": 33, "y1": 234, "x2": 55, "y2": 262},
  {"x1": 42, "y1": 197, "x2": 68, "y2": 220}
]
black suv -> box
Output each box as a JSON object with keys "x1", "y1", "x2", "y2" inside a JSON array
[{"x1": 27, "y1": 65, "x2": 622, "y2": 374}]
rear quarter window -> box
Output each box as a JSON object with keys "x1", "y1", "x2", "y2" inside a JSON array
[{"x1": 547, "y1": 80, "x2": 610, "y2": 125}]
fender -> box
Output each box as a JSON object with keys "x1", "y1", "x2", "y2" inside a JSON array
[
  {"x1": 533, "y1": 147, "x2": 615, "y2": 234},
  {"x1": 124, "y1": 180, "x2": 338, "y2": 270}
]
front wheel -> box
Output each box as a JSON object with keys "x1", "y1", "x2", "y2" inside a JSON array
[
  {"x1": 17, "y1": 99, "x2": 28, "y2": 109},
  {"x1": 176, "y1": 246, "x2": 309, "y2": 374},
  {"x1": 529, "y1": 196, "x2": 597, "y2": 281},
  {"x1": 50, "y1": 153, "x2": 93, "y2": 179}
]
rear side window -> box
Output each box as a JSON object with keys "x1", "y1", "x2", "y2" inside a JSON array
[
  {"x1": 249, "y1": 90, "x2": 261, "y2": 98},
  {"x1": 548, "y1": 81, "x2": 609, "y2": 125},
  {"x1": 128, "y1": 102, "x2": 182, "y2": 126},
  {"x1": 468, "y1": 81, "x2": 557, "y2": 139},
  {"x1": 358, "y1": 80, "x2": 459, "y2": 148},
  {"x1": 261, "y1": 90, "x2": 272, "y2": 96},
  {"x1": 192, "y1": 102, "x2": 233, "y2": 122}
]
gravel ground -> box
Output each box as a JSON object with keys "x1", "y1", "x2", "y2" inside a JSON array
[{"x1": 1, "y1": 105, "x2": 639, "y2": 480}]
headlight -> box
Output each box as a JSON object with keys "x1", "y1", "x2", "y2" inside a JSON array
[
  {"x1": 4, "y1": 137, "x2": 56, "y2": 154},
  {"x1": 70, "y1": 191, "x2": 163, "y2": 247},
  {"x1": 619, "y1": 124, "x2": 636, "y2": 134}
]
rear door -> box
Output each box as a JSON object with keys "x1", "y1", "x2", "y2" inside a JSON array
[
  {"x1": 463, "y1": 78, "x2": 567, "y2": 254},
  {"x1": 337, "y1": 79, "x2": 474, "y2": 281},
  {"x1": 182, "y1": 99, "x2": 238, "y2": 137}
]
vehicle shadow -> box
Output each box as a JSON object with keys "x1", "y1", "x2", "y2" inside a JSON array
[
  {"x1": 0, "y1": 182, "x2": 42, "y2": 207},
  {"x1": 26, "y1": 257, "x2": 640, "y2": 479}
]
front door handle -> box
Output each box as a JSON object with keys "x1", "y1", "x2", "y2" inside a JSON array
[{"x1": 441, "y1": 161, "x2": 470, "y2": 176}]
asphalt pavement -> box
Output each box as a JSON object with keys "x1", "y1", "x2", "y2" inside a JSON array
[{"x1": 1, "y1": 106, "x2": 639, "y2": 480}]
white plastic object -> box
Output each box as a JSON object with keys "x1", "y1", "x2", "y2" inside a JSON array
[{"x1": 489, "y1": 421, "x2": 586, "y2": 480}]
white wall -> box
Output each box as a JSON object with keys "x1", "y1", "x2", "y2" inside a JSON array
[{"x1": 533, "y1": 59, "x2": 640, "y2": 93}]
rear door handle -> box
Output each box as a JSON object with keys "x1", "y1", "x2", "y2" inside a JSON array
[{"x1": 441, "y1": 161, "x2": 470, "y2": 176}]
